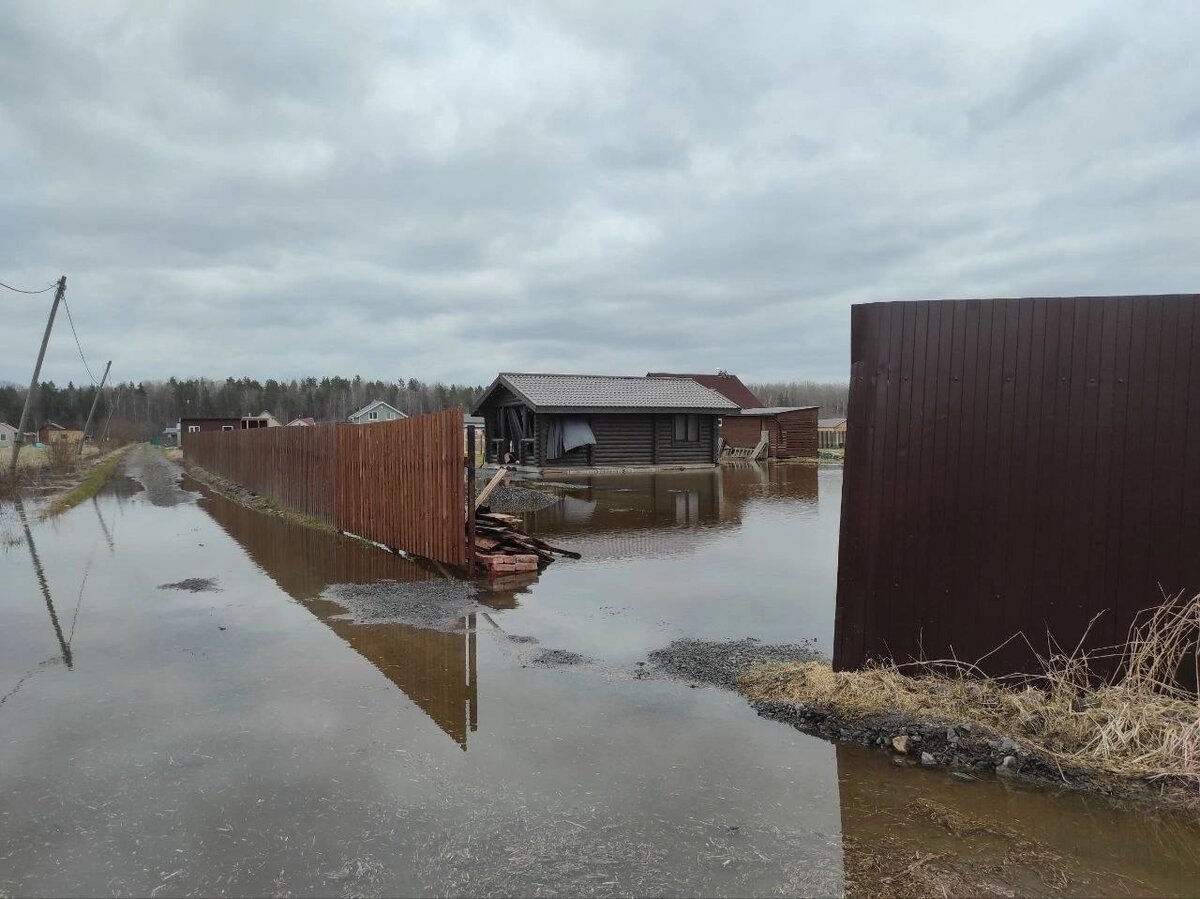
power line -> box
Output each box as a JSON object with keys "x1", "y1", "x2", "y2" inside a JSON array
[
  {"x1": 0, "y1": 279, "x2": 56, "y2": 294},
  {"x1": 60, "y1": 295, "x2": 99, "y2": 386}
]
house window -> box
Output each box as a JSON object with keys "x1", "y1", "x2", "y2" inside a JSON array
[
  {"x1": 673, "y1": 414, "x2": 699, "y2": 443},
  {"x1": 188, "y1": 425, "x2": 200, "y2": 433},
  {"x1": 368, "y1": 410, "x2": 378, "y2": 420},
  {"x1": 222, "y1": 425, "x2": 234, "y2": 431}
]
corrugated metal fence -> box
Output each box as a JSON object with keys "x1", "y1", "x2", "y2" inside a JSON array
[
  {"x1": 835, "y1": 295, "x2": 1200, "y2": 676},
  {"x1": 186, "y1": 408, "x2": 467, "y2": 568}
]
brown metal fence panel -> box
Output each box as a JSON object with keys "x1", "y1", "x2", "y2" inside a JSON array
[
  {"x1": 834, "y1": 295, "x2": 1200, "y2": 678},
  {"x1": 185, "y1": 408, "x2": 467, "y2": 568},
  {"x1": 336, "y1": 409, "x2": 466, "y2": 567}
]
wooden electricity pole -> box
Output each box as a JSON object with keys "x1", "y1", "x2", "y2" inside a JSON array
[
  {"x1": 9, "y1": 276, "x2": 66, "y2": 471},
  {"x1": 78, "y1": 359, "x2": 112, "y2": 456}
]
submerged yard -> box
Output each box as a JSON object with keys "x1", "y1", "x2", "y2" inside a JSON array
[{"x1": 1, "y1": 446, "x2": 1198, "y2": 897}]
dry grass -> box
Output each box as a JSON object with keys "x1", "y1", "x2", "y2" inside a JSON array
[
  {"x1": 11, "y1": 443, "x2": 104, "y2": 469},
  {"x1": 42, "y1": 447, "x2": 129, "y2": 518},
  {"x1": 741, "y1": 592, "x2": 1200, "y2": 785},
  {"x1": 44, "y1": 439, "x2": 78, "y2": 474}
]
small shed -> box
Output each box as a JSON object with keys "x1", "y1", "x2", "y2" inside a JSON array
[
  {"x1": 38, "y1": 422, "x2": 83, "y2": 444},
  {"x1": 722, "y1": 407, "x2": 819, "y2": 460},
  {"x1": 471, "y1": 373, "x2": 739, "y2": 471},
  {"x1": 818, "y1": 417, "x2": 847, "y2": 449}
]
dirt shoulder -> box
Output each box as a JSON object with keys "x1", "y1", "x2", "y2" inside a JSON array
[
  {"x1": 180, "y1": 455, "x2": 341, "y2": 533},
  {"x1": 40, "y1": 444, "x2": 133, "y2": 517},
  {"x1": 740, "y1": 660, "x2": 1200, "y2": 812}
]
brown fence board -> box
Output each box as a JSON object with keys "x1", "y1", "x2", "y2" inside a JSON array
[
  {"x1": 186, "y1": 409, "x2": 466, "y2": 568},
  {"x1": 835, "y1": 295, "x2": 1200, "y2": 678}
]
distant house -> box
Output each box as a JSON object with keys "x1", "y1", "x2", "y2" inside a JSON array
[
  {"x1": 38, "y1": 422, "x2": 83, "y2": 444},
  {"x1": 287, "y1": 416, "x2": 317, "y2": 427},
  {"x1": 818, "y1": 417, "x2": 847, "y2": 449},
  {"x1": 647, "y1": 371, "x2": 764, "y2": 409},
  {"x1": 241, "y1": 410, "x2": 281, "y2": 430},
  {"x1": 471, "y1": 372, "x2": 738, "y2": 471},
  {"x1": 722, "y1": 407, "x2": 819, "y2": 459},
  {"x1": 161, "y1": 425, "x2": 180, "y2": 446},
  {"x1": 348, "y1": 400, "x2": 407, "y2": 425},
  {"x1": 0, "y1": 422, "x2": 17, "y2": 447},
  {"x1": 179, "y1": 416, "x2": 240, "y2": 447}
]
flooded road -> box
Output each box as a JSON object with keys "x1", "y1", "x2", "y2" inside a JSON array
[{"x1": 1, "y1": 447, "x2": 1198, "y2": 897}]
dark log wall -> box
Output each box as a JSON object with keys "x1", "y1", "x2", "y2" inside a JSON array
[
  {"x1": 533, "y1": 412, "x2": 718, "y2": 468},
  {"x1": 835, "y1": 295, "x2": 1200, "y2": 682}
]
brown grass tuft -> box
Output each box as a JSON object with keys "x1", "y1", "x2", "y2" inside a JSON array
[{"x1": 740, "y1": 592, "x2": 1200, "y2": 784}]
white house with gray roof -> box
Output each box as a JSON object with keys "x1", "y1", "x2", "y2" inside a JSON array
[{"x1": 470, "y1": 372, "x2": 738, "y2": 471}]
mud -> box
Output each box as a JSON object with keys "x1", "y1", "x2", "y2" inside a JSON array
[
  {"x1": 322, "y1": 579, "x2": 483, "y2": 630},
  {"x1": 751, "y1": 700, "x2": 1194, "y2": 808},
  {"x1": 159, "y1": 577, "x2": 221, "y2": 593},
  {"x1": 122, "y1": 445, "x2": 195, "y2": 507},
  {"x1": 647, "y1": 637, "x2": 821, "y2": 689}
]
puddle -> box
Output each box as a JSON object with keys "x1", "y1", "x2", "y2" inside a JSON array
[{"x1": 0, "y1": 448, "x2": 1197, "y2": 896}]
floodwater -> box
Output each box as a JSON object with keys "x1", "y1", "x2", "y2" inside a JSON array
[{"x1": 0, "y1": 447, "x2": 1197, "y2": 897}]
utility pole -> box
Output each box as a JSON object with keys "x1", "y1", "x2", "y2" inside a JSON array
[
  {"x1": 78, "y1": 360, "x2": 112, "y2": 457},
  {"x1": 99, "y1": 386, "x2": 123, "y2": 446},
  {"x1": 9, "y1": 276, "x2": 66, "y2": 471}
]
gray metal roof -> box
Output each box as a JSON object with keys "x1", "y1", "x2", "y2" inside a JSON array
[
  {"x1": 477, "y1": 373, "x2": 740, "y2": 413},
  {"x1": 818, "y1": 417, "x2": 847, "y2": 428},
  {"x1": 737, "y1": 406, "x2": 817, "y2": 416}
]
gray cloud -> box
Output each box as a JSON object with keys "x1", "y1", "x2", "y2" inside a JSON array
[{"x1": 2, "y1": 0, "x2": 1198, "y2": 387}]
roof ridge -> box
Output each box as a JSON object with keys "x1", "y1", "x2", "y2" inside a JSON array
[{"x1": 502, "y1": 372, "x2": 695, "y2": 381}]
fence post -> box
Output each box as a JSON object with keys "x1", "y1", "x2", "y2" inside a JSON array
[{"x1": 466, "y1": 424, "x2": 476, "y2": 576}]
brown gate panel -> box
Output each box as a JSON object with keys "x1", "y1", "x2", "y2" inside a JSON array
[
  {"x1": 186, "y1": 408, "x2": 467, "y2": 568},
  {"x1": 834, "y1": 295, "x2": 1200, "y2": 676}
]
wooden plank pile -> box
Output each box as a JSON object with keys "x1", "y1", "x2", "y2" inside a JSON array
[{"x1": 473, "y1": 511, "x2": 581, "y2": 575}]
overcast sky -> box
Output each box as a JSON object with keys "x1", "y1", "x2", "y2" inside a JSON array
[{"x1": 2, "y1": 1, "x2": 1198, "y2": 387}]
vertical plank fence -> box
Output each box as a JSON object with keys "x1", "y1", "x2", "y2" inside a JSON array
[
  {"x1": 835, "y1": 295, "x2": 1200, "y2": 680},
  {"x1": 186, "y1": 408, "x2": 467, "y2": 568}
]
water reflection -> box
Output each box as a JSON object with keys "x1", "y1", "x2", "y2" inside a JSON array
[
  {"x1": 14, "y1": 500, "x2": 73, "y2": 669},
  {"x1": 520, "y1": 464, "x2": 819, "y2": 560},
  {"x1": 836, "y1": 744, "x2": 1200, "y2": 896},
  {"x1": 199, "y1": 489, "x2": 501, "y2": 749}
]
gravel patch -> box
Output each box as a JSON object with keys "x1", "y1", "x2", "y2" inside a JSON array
[
  {"x1": 323, "y1": 579, "x2": 483, "y2": 630},
  {"x1": 475, "y1": 481, "x2": 557, "y2": 513},
  {"x1": 530, "y1": 648, "x2": 591, "y2": 666},
  {"x1": 647, "y1": 637, "x2": 820, "y2": 689},
  {"x1": 159, "y1": 577, "x2": 221, "y2": 593}
]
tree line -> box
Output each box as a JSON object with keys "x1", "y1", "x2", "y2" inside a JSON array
[
  {"x1": 747, "y1": 381, "x2": 849, "y2": 416},
  {"x1": 0, "y1": 376, "x2": 484, "y2": 439},
  {"x1": 0, "y1": 375, "x2": 850, "y2": 440}
]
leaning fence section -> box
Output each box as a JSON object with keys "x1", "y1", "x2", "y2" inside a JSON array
[
  {"x1": 835, "y1": 295, "x2": 1200, "y2": 680},
  {"x1": 185, "y1": 408, "x2": 467, "y2": 568}
]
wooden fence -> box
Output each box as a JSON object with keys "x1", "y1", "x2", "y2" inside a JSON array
[
  {"x1": 186, "y1": 408, "x2": 467, "y2": 568},
  {"x1": 835, "y1": 295, "x2": 1200, "y2": 679}
]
